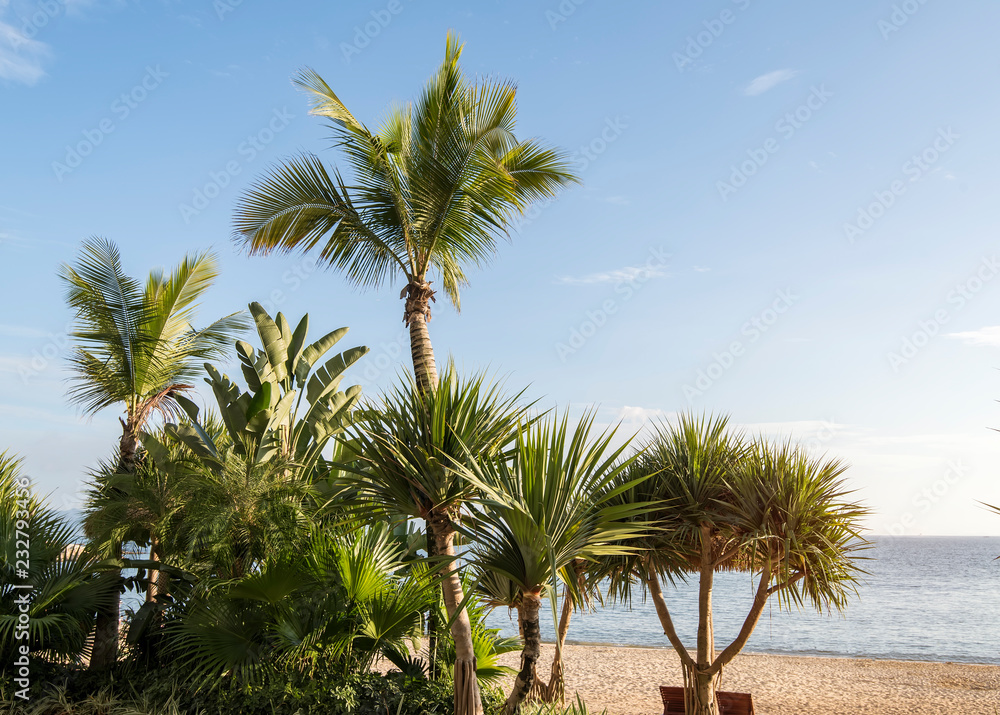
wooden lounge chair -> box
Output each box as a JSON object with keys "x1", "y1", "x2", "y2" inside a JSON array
[{"x1": 659, "y1": 686, "x2": 755, "y2": 715}]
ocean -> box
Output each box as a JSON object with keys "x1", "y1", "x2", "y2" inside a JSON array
[{"x1": 483, "y1": 536, "x2": 1000, "y2": 665}]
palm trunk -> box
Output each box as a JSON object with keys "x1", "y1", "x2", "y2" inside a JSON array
[
  {"x1": 90, "y1": 420, "x2": 136, "y2": 670},
  {"x1": 429, "y1": 511, "x2": 483, "y2": 715},
  {"x1": 403, "y1": 280, "x2": 438, "y2": 392},
  {"x1": 691, "y1": 524, "x2": 719, "y2": 715},
  {"x1": 504, "y1": 591, "x2": 542, "y2": 715},
  {"x1": 146, "y1": 537, "x2": 167, "y2": 603}
]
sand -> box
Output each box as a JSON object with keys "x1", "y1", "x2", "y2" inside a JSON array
[{"x1": 494, "y1": 644, "x2": 1000, "y2": 714}]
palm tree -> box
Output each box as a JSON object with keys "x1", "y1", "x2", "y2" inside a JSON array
[
  {"x1": 604, "y1": 414, "x2": 868, "y2": 715},
  {"x1": 341, "y1": 368, "x2": 529, "y2": 715},
  {"x1": 232, "y1": 32, "x2": 578, "y2": 392},
  {"x1": 460, "y1": 413, "x2": 649, "y2": 715},
  {"x1": 60, "y1": 237, "x2": 246, "y2": 669}
]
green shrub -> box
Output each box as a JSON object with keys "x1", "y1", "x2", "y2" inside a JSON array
[{"x1": 1, "y1": 660, "x2": 510, "y2": 715}]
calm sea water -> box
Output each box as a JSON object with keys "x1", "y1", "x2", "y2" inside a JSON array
[{"x1": 484, "y1": 537, "x2": 1000, "y2": 665}]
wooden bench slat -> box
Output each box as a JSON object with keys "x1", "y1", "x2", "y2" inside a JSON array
[{"x1": 659, "y1": 686, "x2": 755, "y2": 715}]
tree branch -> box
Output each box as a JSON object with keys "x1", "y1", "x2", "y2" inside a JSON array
[
  {"x1": 645, "y1": 571, "x2": 695, "y2": 669},
  {"x1": 709, "y1": 556, "x2": 804, "y2": 675}
]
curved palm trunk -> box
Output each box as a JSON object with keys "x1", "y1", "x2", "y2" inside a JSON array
[
  {"x1": 403, "y1": 280, "x2": 438, "y2": 392},
  {"x1": 504, "y1": 591, "x2": 542, "y2": 715},
  {"x1": 429, "y1": 511, "x2": 483, "y2": 715}
]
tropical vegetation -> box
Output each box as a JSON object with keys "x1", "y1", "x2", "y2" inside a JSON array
[{"x1": 0, "y1": 33, "x2": 874, "y2": 715}]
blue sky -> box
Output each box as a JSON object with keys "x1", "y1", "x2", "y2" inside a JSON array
[{"x1": 2, "y1": 0, "x2": 1000, "y2": 534}]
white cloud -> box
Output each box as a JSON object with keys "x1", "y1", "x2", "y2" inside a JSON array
[
  {"x1": 947, "y1": 326, "x2": 1000, "y2": 347},
  {"x1": 603, "y1": 195, "x2": 630, "y2": 206},
  {"x1": 0, "y1": 19, "x2": 50, "y2": 85},
  {"x1": 740, "y1": 419, "x2": 850, "y2": 437},
  {"x1": 0, "y1": 324, "x2": 49, "y2": 338},
  {"x1": 743, "y1": 69, "x2": 799, "y2": 96},
  {"x1": 614, "y1": 405, "x2": 673, "y2": 424},
  {"x1": 556, "y1": 264, "x2": 668, "y2": 286}
]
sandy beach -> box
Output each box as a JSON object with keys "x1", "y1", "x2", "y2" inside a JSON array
[{"x1": 495, "y1": 644, "x2": 1000, "y2": 715}]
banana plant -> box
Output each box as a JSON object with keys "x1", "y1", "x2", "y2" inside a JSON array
[{"x1": 167, "y1": 303, "x2": 368, "y2": 474}]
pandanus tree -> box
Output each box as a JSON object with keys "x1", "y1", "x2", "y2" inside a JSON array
[
  {"x1": 60, "y1": 237, "x2": 246, "y2": 669},
  {"x1": 232, "y1": 32, "x2": 577, "y2": 392},
  {"x1": 341, "y1": 368, "x2": 529, "y2": 715},
  {"x1": 460, "y1": 413, "x2": 650, "y2": 715},
  {"x1": 604, "y1": 414, "x2": 868, "y2": 715}
]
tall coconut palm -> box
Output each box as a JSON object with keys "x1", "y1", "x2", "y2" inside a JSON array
[
  {"x1": 603, "y1": 414, "x2": 868, "y2": 715},
  {"x1": 60, "y1": 237, "x2": 246, "y2": 669},
  {"x1": 232, "y1": 32, "x2": 578, "y2": 393},
  {"x1": 341, "y1": 368, "x2": 529, "y2": 715},
  {"x1": 460, "y1": 413, "x2": 650, "y2": 715}
]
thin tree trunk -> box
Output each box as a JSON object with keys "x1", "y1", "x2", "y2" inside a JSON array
[
  {"x1": 147, "y1": 538, "x2": 158, "y2": 603},
  {"x1": 504, "y1": 591, "x2": 542, "y2": 715},
  {"x1": 403, "y1": 280, "x2": 438, "y2": 392},
  {"x1": 534, "y1": 558, "x2": 584, "y2": 703},
  {"x1": 429, "y1": 511, "x2": 483, "y2": 715},
  {"x1": 426, "y1": 521, "x2": 439, "y2": 679},
  {"x1": 531, "y1": 586, "x2": 571, "y2": 703},
  {"x1": 90, "y1": 575, "x2": 120, "y2": 669}
]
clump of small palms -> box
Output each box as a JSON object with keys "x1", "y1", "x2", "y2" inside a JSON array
[
  {"x1": 341, "y1": 367, "x2": 530, "y2": 715},
  {"x1": 460, "y1": 412, "x2": 650, "y2": 715}
]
